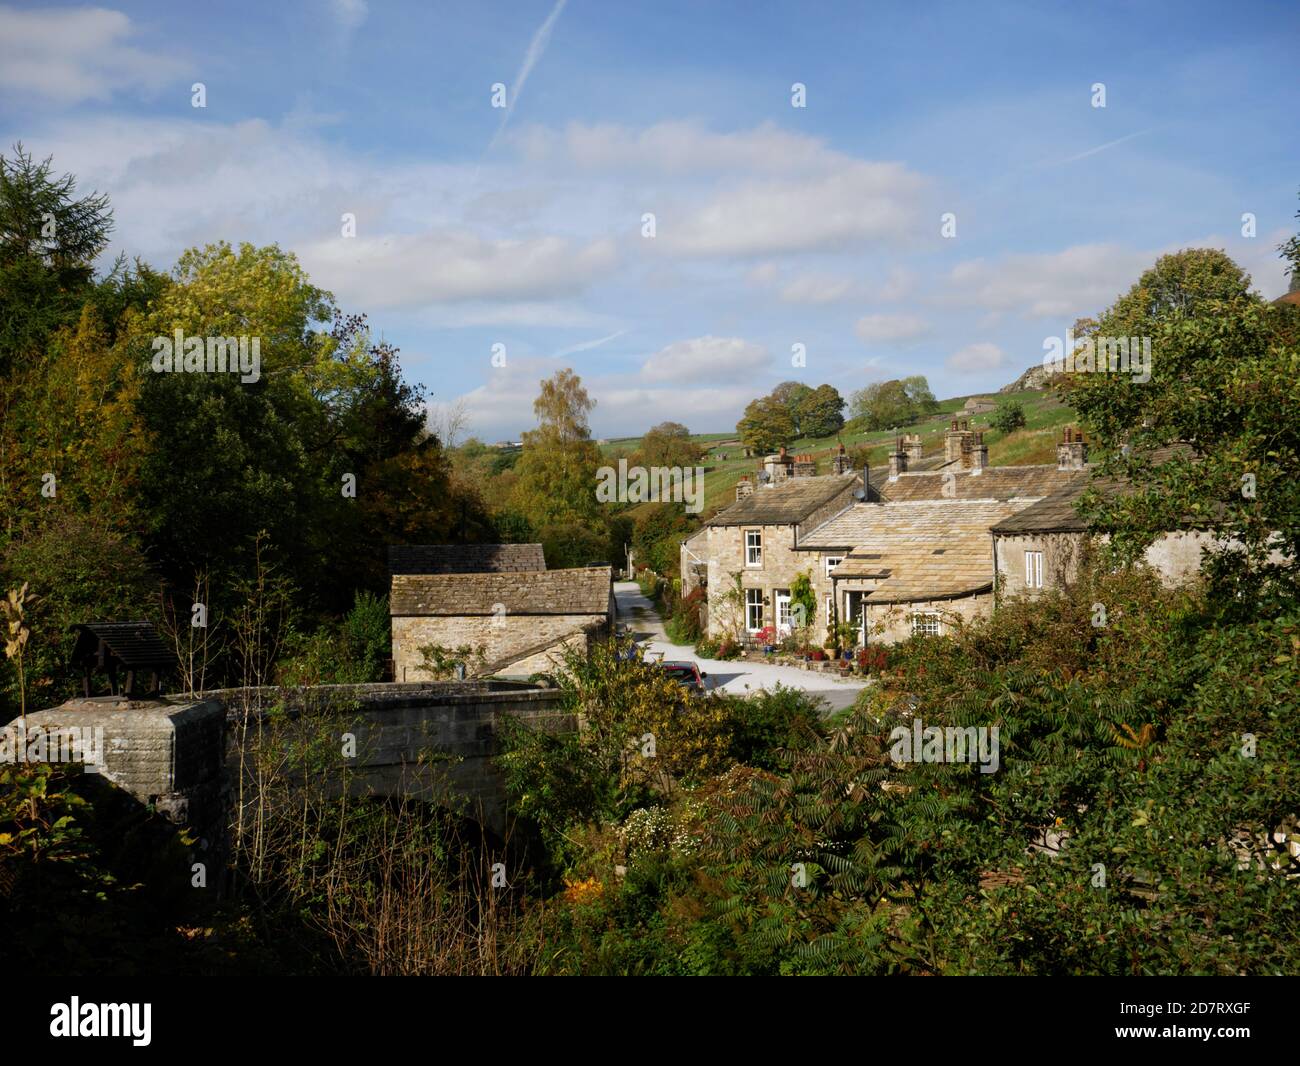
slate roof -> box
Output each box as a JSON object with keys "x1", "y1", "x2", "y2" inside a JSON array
[
  {"x1": 989, "y1": 480, "x2": 1091, "y2": 534},
  {"x1": 816, "y1": 501, "x2": 1023, "y2": 603},
  {"x1": 68, "y1": 622, "x2": 176, "y2": 669},
  {"x1": 875, "y1": 465, "x2": 1085, "y2": 504},
  {"x1": 388, "y1": 543, "x2": 546, "y2": 575},
  {"x1": 705, "y1": 473, "x2": 863, "y2": 527},
  {"x1": 390, "y1": 566, "x2": 612, "y2": 616},
  {"x1": 988, "y1": 449, "x2": 1202, "y2": 534}
]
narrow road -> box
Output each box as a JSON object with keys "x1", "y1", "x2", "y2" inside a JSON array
[{"x1": 613, "y1": 581, "x2": 869, "y2": 713}]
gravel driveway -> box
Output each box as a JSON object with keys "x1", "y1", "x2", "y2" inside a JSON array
[{"x1": 614, "y1": 581, "x2": 868, "y2": 713}]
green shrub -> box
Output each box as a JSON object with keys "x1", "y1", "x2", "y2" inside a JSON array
[
  {"x1": 990, "y1": 400, "x2": 1026, "y2": 434},
  {"x1": 722, "y1": 685, "x2": 826, "y2": 770}
]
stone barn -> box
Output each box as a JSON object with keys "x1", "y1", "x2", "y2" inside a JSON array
[{"x1": 388, "y1": 544, "x2": 614, "y2": 680}]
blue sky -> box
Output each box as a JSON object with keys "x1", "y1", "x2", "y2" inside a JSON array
[{"x1": 2, "y1": 0, "x2": 1297, "y2": 441}]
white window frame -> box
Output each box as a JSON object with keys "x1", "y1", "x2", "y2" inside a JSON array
[
  {"x1": 744, "y1": 588, "x2": 764, "y2": 633},
  {"x1": 911, "y1": 611, "x2": 942, "y2": 637},
  {"x1": 824, "y1": 555, "x2": 844, "y2": 579},
  {"x1": 1025, "y1": 550, "x2": 1044, "y2": 589},
  {"x1": 745, "y1": 529, "x2": 763, "y2": 568}
]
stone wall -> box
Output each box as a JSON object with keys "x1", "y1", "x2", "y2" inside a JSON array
[
  {"x1": 1142, "y1": 530, "x2": 1218, "y2": 584},
  {"x1": 392, "y1": 613, "x2": 607, "y2": 681},
  {"x1": 994, "y1": 531, "x2": 1089, "y2": 598},
  {"x1": 21, "y1": 682, "x2": 572, "y2": 851},
  {"x1": 860, "y1": 591, "x2": 995, "y2": 644},
  {"x1": 213, "y1": 682, "x2": 571, "y2": 836},
  {"x1": 994, "y1": 529, "x2": 1222, "y2": 599},
  {"x1": 11, "y1": 695, "x2": 227, "y2": 837}
]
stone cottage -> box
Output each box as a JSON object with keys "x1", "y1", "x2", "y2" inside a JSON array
[
  {"x1": 988, "y1": 437, "x2": 1253, "y2": 599},
  {"x1": 389, "y1": 544, "x2": 614, "y2": 680},
  {"x1": 684, "y1": 424, "x2": 1089, "y2": 645},
  {"x1": 680, "y1": 445, "x2": 865, "y2": 639}
]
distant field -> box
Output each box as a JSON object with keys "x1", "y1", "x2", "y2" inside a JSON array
[{"x1": 600, "y1": 388, "x2": 1076, "y2": 514}]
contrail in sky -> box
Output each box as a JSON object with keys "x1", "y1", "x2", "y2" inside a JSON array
[{"x1": 487, "y1": 0, "x2": 568, "y2": 153}]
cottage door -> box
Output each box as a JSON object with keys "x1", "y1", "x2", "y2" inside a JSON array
[
  {"x1": 775, "y1": 589, "x2": 792, "y2": 635},
  {"x1": 844, "y1": 590, "x2": 868, "y2": 647}
]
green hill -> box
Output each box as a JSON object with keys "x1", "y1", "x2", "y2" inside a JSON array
[{"x1": 602, "y1": 389, "x2": 1075, "y2": 515}]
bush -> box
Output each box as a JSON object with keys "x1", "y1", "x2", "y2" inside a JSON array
[
  {"x1": 665, "y1": 586, "x2": 704, "y2": 645},
  {"x1": 635, "y1": 569, "x2": 660, "y2": 599},
  {"x1": 856, "y1": 646, "x2": 888, "y2": 673},
  {"x1": 723, "y1": 685, "x2": 825, "y2": 770},
  {"x1": 990, "y1": 400, "x2": 1026, "y2": 434},
  {"x1": 694, "y1": 637, "x2": 719, "y2": 659},
  {"x1": 278, "y1": 591, "x2": 391, "y2": 685}
]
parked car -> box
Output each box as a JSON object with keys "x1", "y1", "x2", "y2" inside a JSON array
[{"x1": 657, "y1": 660, "x2": 708, "y2": 693}]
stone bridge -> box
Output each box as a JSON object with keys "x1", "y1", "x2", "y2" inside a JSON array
[{"x1": 17, "y1": 680, "x2": 571, "y2": 841}]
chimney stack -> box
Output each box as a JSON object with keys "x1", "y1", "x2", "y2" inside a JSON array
[
  {"x1": 903, "y1": 433, "x2": 924, "y2": 462},
  {"x1": 1056, "y1": 427, "x2": 1088, "y2": 471},
  {"x1": 735, "y1": 476, "x2": 753, "y2": 500},
  {"x1": 971, "y1": 431, "x2": 988, "y2": 474},
  {"x1": 831, "y1": 440, "x2": 852, "y2": 475},
  {"x1": 888, "y1": 436, "x2": 908, "y2": 480},
  {"x1": 945, "y1": 419, "x2": 974, "y2": 463},
  {"x1": 793, "y1": 453, "x2": 817, "y2": 478}
]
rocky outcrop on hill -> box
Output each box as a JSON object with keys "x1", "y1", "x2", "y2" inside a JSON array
[{"x1": 999, "y1": 364, "x2": 1051, "y2": 393}]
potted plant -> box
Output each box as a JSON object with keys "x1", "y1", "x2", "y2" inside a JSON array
[{"x1": 756, "y1": 625, "x2": 777, "y2": 653}]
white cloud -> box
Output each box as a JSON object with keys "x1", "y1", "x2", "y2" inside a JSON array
[
  {"x1": 517, "y1": 120, "x2": 929, "y2": 258},
  {"x1": 854, "y1": 313, "x2": 930, "y2": 343},
  {"x1": 942, "y1": 234, "x2": 1293, "y2": 319},
  {"x1": 13, "y1": 114, "x2": 618, "y2": 311},
  {"x1": 942, "y1": 243, "x2": 1153, "y2": 319},
  {"x1": 640, "y1": 336, "x2": 769, "y2": 383},
  {"x1": 457, "y1": 355, "x2": 559, "y2": 439},
  {"x1": 662, "y1": 163, "x2": 927, "y2": 257},
  {"x1": 751, "y1": 264, "x2": 917, "y2": 306},
  {"x1": 779, "y1": 275, "x2": 856, "y2": 305},
  {"x1": 517, "y1": 119, "x2": 843, "y2": 176},
  {"x1": 594, "y1": 382, "x2": 756, "y2": 431},
  {"x1": 878, "y1": 266, "x2": 917, "y2": 302},
  {"x1": 0, "y1": 5, "x2": 187, "y2": 103},
  {"x1": 299, "y1": 231, "x2": 617, "y2": 308},
  {"x1": 946, "y1": 342, "x2": 1005, "y2": 373}
]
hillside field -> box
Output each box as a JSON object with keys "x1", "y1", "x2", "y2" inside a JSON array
[{"x1": 599, "y1": 388, "x2": 1073, "y2": 515}]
